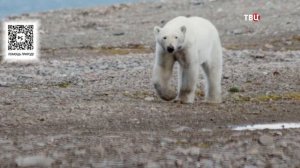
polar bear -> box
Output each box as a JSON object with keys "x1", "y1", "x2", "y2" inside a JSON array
[{"x1": 152, "y1": 16, "x2": 222, "y2": 104}]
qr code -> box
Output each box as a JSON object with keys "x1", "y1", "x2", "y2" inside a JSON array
[{"x1": 8, "y1": 25, "x2": 34, "y2": 50}]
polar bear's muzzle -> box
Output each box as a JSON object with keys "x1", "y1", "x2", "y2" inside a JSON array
[{"x1": 167, "y1": 45, "x2": 175, "y2": 53}]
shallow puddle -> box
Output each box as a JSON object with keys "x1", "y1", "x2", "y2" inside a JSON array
[{"x1": 231, "y1": 123, "x2": 300, "y2": 131}]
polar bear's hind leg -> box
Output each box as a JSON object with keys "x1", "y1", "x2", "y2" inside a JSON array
[{"x1": 201, "y1": 45, "x2": 222, "y2": 103}]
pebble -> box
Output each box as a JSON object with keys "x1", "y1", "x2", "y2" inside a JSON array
[
  {"x1": 0, "y1": 138, "x2": 12, "y2": 145},
  {"x1": 279, "y1": 141, "x2": 288, "y2": 148},
  {"x1": 244, "y1": 165, "x2": 257, "y2": 168},
  {"x1": 250, "y1": 53, "x2": 265, "y2": 59},
  {"x1": 191, "y1": 0, "x2": 204, "y2": 5},
  {"x1": 259, "y1": 135, "x2": 274, "y2": 146},
  {"x1": 174, "y1": 147, "x2": 188, "y2": 155},
  {"x1": 21, "y1": 144, "x2": 34, "y2": 151},
  {"x1": 36, "y1": 142, "x2": 46, "y2": 147},
  {"x1": 175, "y1": 159, "x2": 183, "y2": 168},
  {"x1": 161, "y1": 137, "x2": 176, "y2": 147},
  {"x1": 94, "y1": 144, "x2": 105, "y2": 155},
  {"x1": 222, "y1": 74, "x2": 230, "y2": 79},
  {"x1": 113, "y1": 32, "x2": 125, "y2": 36},
  {"x1": 162, "y1": 137, "x2": 176, "y2": 142},
  {"x1": 63, "y1": 143, "x2": 76, "y2": 149},
  {"x1": 292, "y1": 149, "x2": 300, "y2": 158},
  {"x1": 165, "y1": 154, "x2": 177, "y2": 161},
  {"x1": 172, "y1": 126, "x2": 192, "y2": 132},
  {"x1": 187, "y1": 147, "x2": 200, "y2": 156},
  {"x1": 273, "y1": 131, "x2": 283, "y2": 136},
  {"x1": 1, "y1": 144, "x2": 16, "y2": 151},
  {"x1": 0, "y1": 83, "x2": 9, "y2": 87},
  {"x1": 217, "y1": 8, "x2": 223, "y2": 12},
  {"x1": 231, "y1": 28, "x2": 244, "y2": 35},
  {"x1": 247, "y1": 146, "x2": 259, "y2": 155},
  {"x1": 145, "y1": 96, "x2": 155, "y2": 101},
  {"x1": 74, "y1": 149, "x2": 86, "y2": 155},
  {"x1": 141, "y1": 144, "x2": 152, "y2": 153},
  {"x1": 145, "y1": 161, "x2": 161, "y2": 168},
  {"x1": 265, "y1": 43, "x2": 274, "y2": 49},
  {"x1": 15, "y1": 155, "x2": 54, "y2": 167},
  {"x1": 187, "y1": 157, "x2": 193, "y2": 162},
  {"x1": 52, "y1": 152, "x2": 66, "y2": 159},
  {"x1": 269, "y1": 149, "x2": 284, "y2": 158},
  {"x1": 199, "y1": 159, "x2": 214, "y2": 168}
]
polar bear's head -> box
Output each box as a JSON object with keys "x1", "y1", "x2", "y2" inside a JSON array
[{"x1": 154, "y1": 25, "x2": 186, "y2": 54}]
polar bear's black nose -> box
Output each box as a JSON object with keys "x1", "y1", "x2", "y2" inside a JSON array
[{"x1": 167, "y1": 46, "x2": 174, "y2": 53}]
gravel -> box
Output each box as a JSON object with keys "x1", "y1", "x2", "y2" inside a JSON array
[{"x1": 0, "y1": 0, "x2": 299, "y2": 167}]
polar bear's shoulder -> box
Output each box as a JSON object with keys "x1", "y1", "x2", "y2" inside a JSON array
[
  {"x1": 163, "y1": 16, "x2": 188, "y2": 28},
  {"x1": 186, "y1": 17, "x2": 214, "y2": 27},
  {"x1": 165, "y1": 16, "x2": 214, "y2": 29}
]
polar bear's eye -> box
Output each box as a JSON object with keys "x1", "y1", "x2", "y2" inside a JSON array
[
  {"x1": 175, "y1": 36, "x2": 178, "y2": 39},
  {"x1": 163, "y1": 36, "x2": 167, "y2": 40}
]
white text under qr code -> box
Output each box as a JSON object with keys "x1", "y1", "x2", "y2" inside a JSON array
[{"x1": 8, "y1": 25, "x2": 34, "y2": 50}]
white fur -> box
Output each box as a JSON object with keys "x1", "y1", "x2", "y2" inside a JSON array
[{"x1": 152, "y1": 16, "x2": 223, "y2": 104}]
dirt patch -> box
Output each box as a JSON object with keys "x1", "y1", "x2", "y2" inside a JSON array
[
  {"x1": 224, "y1": 34, "x2": 300, "y2": 51},
  {"x1": 97, "y1": 44, "x2": 152, "y2": 55}
]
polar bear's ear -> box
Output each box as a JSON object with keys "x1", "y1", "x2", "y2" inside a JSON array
[
  {"x1": 154, "y1": 26, "x2": 161, "y2": 36},
  {"x1": 180, "y1": 26, "x2": 186, "y2": 34}
]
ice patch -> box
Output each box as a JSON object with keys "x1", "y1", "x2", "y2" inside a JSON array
[{"x1": 231, "y1": 123, "x2": 300, "y2": 131}]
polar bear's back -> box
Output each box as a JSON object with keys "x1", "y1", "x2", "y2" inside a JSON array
[{"x1": 164, "y1": 16, "x2": 218, "y2": 38}]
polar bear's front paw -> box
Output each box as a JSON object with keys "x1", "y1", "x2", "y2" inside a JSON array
[
  {"x1": 160, "y1": 91, "x2": 177, "y2": 101},
  {"x1": 154, "y1": 83, "x2": 176, "y2": 101}
]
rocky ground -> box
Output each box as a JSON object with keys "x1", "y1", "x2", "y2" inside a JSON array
[{"x1": 0, "y1": 0, "x2": 300, "y2": 167}]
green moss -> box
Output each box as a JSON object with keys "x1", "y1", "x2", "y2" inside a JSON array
[
  {"x1": 233, "y1": 92, "x2": 300, "y2": 103},
  {"x1": 228, "y1": 87, "x2": 240, "y2": 93},
  {"x1": 256, "y1": 94, "x2": 281, "y2": 101},
  {"x1": 283, "y1": 92, "x2": 300, "y2": 100},
  {"x1": 175, "y1": 140, "x2": 188, "y2": 145},
  {"x1": 224, "y1": 44, "x2": 258, "y2": 50},
  {"x1": 56, "y1": 81, "x2": 71, "y2": 88},
  {"x1": 197, "y1": 142, "x2": 212, "y2": 148},
  {"x1": 233, "y1": 95, "x2": 251, "y2": 102},
  {"x1": 255, "y1": 92, "x2": 300, "y2": 102}
]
